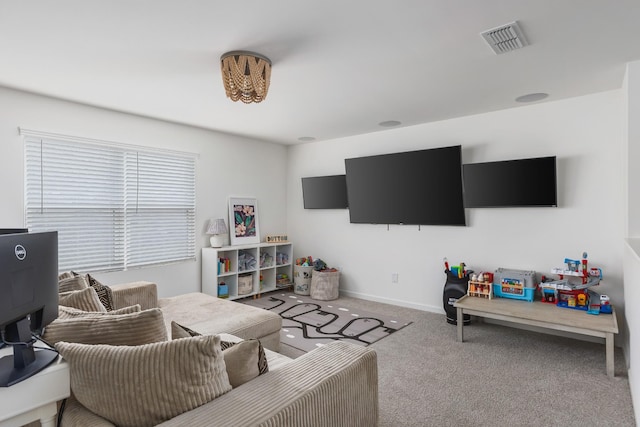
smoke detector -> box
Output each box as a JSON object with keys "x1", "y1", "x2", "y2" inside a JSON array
[{"x1": 481, "y1": 21, "x2": 528, "y2": 54}]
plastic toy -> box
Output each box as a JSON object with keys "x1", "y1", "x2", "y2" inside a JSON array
[
  {"x1": 468, "y1": 272, "x2": 492, "y2": 299},
  {"x1": 218, "y1": 281, "x2": 229, "y2": 298},
  {"x1": 444, "y1": 258, "x2": 469, "y2": 279},
  {"x1": 491, "y1": 268, "x2": 537, "y2": 302},
  {"x1": 599, "y1": 294, "x2": 612, "y2": 314},
  {"x1": 543, "y1": 252, "x2": 610, "y2": 312}
]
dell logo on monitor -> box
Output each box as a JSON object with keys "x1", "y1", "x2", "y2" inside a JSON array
[{"x1": 15, "y1": 244, "x2": 27, "y2": 260}]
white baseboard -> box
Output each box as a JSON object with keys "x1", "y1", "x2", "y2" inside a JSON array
[{"x1": 339, "y1": 289, "x2": 445, "y2": 315}]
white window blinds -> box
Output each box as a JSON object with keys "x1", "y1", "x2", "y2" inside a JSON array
[{"x1": 24, "y1": 133, "x2": 196, "y2": 272}]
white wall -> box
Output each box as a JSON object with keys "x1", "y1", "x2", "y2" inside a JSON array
[
  {"x1": 623, "y1": 61, "x2": 640, "y2": 425},
  {"x1": 0, "y1": 86, "x2": 287, "y2": 297},
  {"x1": 287, "y1": 90, "x2": 626, "y2": 319}
]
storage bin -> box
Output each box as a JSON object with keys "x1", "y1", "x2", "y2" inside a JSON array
[
  {"x1": 218, "y1": 282, "x2": 229, "y2": 298},
  {"x1": 493, "y1": 268, "x2": 537, "y2": 289},
  {"x1": 294, "y1": 265, "x2": 313, "y2": 295},
  {"x1": 310, "y1": 270, "x2": 340, "y2": 301},
  {"x1": 238, "y1": 274, "x2": 253, "y2": 295},
  {"x1": 492, "y1": 282, "x2": 535, "y2": 302}
]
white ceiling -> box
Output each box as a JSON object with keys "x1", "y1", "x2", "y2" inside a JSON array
[{"x1": 1, "y1": 1, "x2": 640, "y2": 145}]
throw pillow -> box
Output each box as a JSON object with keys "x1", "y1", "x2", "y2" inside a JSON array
[
  {"x1": 58, "y1": 275, "x2": 89, "y2": 293},
  {"x1": 43, "y1": 307, "x2": 167, "y2": 346},
  {"x1": 170, "y1": 320, "x2": 201, "y2": 339},
  {"x1": 221, "y1": 339, "x2": 269, "y2": 387},
  {"x1": 56, "y1": 335, "x2": 232, "y2": 427},
  {"x1": 58, "y1": 287, "x2": 106, "y2": 312},
  {"x1": 86, "y1": 273, "x2": 115, "y2": 311},
  {"x1": 58, "y1": 271, "x2": 76, "y2": 281},
  {"x1": 171, "y1": 321, "x2": 268, "y2": 386},
  {"x1": 58, "y1": 304, "x2": 141, "y2": 319}
]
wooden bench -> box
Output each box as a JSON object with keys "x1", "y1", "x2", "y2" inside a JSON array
[{"x1": 454, "y1": 295, "x2": 619, "y2": 377}]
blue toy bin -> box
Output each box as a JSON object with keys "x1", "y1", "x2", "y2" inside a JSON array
[{"x1": 492, "y1": 283, "x2": 535, "y2": 302}]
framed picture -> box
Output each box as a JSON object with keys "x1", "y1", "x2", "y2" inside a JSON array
[{"x1": 228, "y1": 197, "x2": 260, "y2": 245}]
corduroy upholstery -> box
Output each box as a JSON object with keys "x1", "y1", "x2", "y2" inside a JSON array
[
  {"x1": 160, "y1": 341, "x2": 378, "y2": 427},
  {"x1": 159, "y1": 292, "x2": 282, "y2": 351},
  {"x1": 58, "y1": 275, "x2": 90, "y2": 293},
  {"x1": 172, "y1": 321, "x2": 269, "y2": 388},
  {"x1": 60, "y1": 340, "x2": 378, "y2": 427},
  {"x1": 58, "y1": 304, "x2": 141, "y2": 319},
  {"x1": 56, "y1": 335, "x2": 232, "y2": 427},
  {"x1": 44, "y1": 307, "x2": 167, "y2": 346},
  {"x1": 58, "y1": 282, "x2": 379, "y2": 426},
  {"x1": 110, "y1": 281, "x2": 159, "y2": 311},
  {"x1": 59, "y1": 287, "x2": 106, "y2": 312}
]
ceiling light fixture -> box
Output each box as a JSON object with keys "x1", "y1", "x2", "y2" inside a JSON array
[
  {"x1": 298, "y1": 136, "x2": 316, "y2": 142},
  {"x1": 220, "y1": 51, "x2": 271, "y2": 104}
]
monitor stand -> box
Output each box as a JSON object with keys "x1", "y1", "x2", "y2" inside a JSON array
[{"x1": 0, "y1": 318, "x2": 58, "y2": 387}]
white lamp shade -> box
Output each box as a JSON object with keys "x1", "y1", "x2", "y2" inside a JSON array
[{"x1": 206, "y1": 218, "x2": 228, "y2": 235}]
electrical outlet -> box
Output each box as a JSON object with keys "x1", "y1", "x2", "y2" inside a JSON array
[{"x1": 391, "y1": 273, "x2": 399, "y2": 283}]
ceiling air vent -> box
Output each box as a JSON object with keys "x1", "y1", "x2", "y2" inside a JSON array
[{"x1": 480, "y1": 21, "x2": 528, "y2": 54}]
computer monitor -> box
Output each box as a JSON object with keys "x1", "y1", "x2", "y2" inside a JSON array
[{"x1": 0, "y1": 230, "x2": 59, "y2": 387}]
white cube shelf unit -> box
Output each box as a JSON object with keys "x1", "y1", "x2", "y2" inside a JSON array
[{"x1": 202, "y1": 242, "x2": 293, "y2": 300}]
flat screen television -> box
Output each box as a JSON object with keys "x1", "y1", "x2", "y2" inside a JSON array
[
  {"x1": 0, "y1": 230, "x2": 59, "y2": 387},
  {"x1": 344, "y1": 145, "x2": 466, "y2": 225},
  {"x1": 462, "y1": 156, "x2": 557, "y2": 208},
  {"x1": 301, "y1": 175, "x2": 348, "y2": 209}
]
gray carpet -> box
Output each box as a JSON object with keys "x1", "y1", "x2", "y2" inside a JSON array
[
  {"x1": 241, "y1": 291, "x2": 412, "y2": 352},
  {"x1": 277, "y1": 294, "x2": 636, "y2": 427}
]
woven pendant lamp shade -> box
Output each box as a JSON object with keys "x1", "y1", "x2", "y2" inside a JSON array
[{"x1": 220, "y1": 51, "x2": 271, "y2": 104}]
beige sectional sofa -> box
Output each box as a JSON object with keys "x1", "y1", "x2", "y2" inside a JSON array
[
  {"x1": 56, "y1": 281, "x2": 379, "y2": 427},
  {"x1": 109, "y1": 281, "x2": 283, "y2": 351}
]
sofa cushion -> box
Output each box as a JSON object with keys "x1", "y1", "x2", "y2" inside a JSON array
[
  {"x1": 221, "y1": 339, "x2": 269, "y2": 387},
  {"x1": 58, "y1": 304, "x2": 141, "y2": 319},
  {"x1": 159, "y1": 293, "x2": 281, "y2": 344},
  {"x1": 110, "y1": 281, "x2": 158, "y2": 311},
  {"x1": 56, "y1": 334, "x2": 232, "y2": 427},
  {"x1": 58, "y1": 274, "x2": 90, "y2": 293},
  {"x1": 58, "y1": 271, "x2": 76, "y2": 281},
  {"x1": 171, "y1": 320, "x2": 201, "y2": 339},
  {"x1": 58, "y1": 287, "x2": 107, "y2": 312},
  {"x1": 216, "y1": 332, "x2": 293, "y2": 372},
  {"x1": 172, "y1": 321, "x2": 269, "y2": 387},
  {"x1": 43, "y1": 307, "x2": 167, "y2": 346}
]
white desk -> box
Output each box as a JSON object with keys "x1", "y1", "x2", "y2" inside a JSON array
[{"x1": 0, "y1": 343, "x2": 70, "y2": 427}]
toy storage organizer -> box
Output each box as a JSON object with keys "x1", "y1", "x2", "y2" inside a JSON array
[
  {"x1": 442, "y1": 270, "x2": 471, "y2": 325},
  {"x1": 468, "y1": 280, "x2": 492, "y2": 299},
  {"x1": 202, "y1": 243, "x2": 293, "y2": 301},
  {"x1": 238, "y1": 274, "x2": 253, "y2": 295},
  {"x1": 294, "y1": 265, "x2": 314, "y2": 295},
  {"x1": 491, "y1": 268, "x2": 537, "y2": 302},
  {"x1": 310, "y1": 270, "x2": 340, "y2": 301}
]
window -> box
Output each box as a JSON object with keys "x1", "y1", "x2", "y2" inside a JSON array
[{"x1": 23, "y1": 130, "x2": 196, "y2": 272}]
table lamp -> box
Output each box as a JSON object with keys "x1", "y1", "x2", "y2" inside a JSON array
[{"x1": 206, "y1": 218, "x2": 228, "y2": 248}]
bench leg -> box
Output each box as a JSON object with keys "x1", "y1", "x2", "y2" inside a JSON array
[
  {"x1": 605, "y1": 332, "x2": 614, "y2": 378},
  {"x1": 457, "y1": 307, "x2": 464, "y2": 342}
]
